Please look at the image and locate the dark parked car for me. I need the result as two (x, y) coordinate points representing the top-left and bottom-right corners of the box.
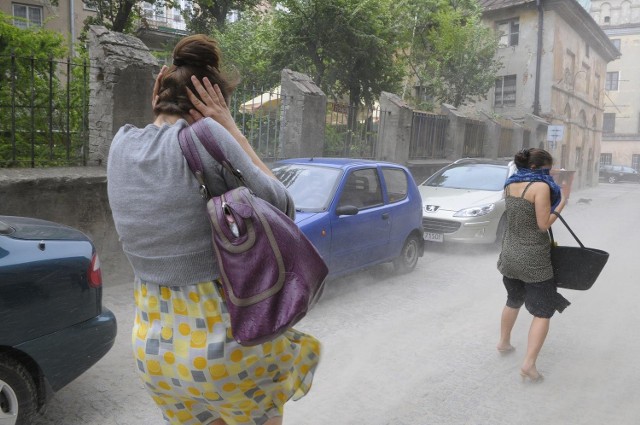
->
(599, 164), (640, 183)
(272, 158), (424, 277)
(0, 216), (117, 425)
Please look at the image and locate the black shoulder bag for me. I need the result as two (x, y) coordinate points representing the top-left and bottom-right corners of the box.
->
(549, 213), (609, 290)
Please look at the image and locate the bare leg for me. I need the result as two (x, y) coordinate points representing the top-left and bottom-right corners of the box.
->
(521, 317), (550, 378)
(497, 306), (520, 352)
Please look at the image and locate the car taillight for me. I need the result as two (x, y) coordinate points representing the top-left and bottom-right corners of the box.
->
(88, 252), (102, 288)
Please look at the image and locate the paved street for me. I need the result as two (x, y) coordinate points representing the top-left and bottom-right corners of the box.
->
(35, 182), (640, 425)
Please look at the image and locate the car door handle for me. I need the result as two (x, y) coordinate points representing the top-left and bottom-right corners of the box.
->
(381, 213), (389, 220)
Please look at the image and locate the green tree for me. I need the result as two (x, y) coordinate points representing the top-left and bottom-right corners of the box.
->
(183, 0), (263, 33)
(397, 0), (501, 108)
(211, 10), (279, 90)
(82, 0), (177, 34)
(272, 0), (404, 108)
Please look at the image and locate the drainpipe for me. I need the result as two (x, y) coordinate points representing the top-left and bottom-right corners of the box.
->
(69, 0), (75, 57)
(533, 0), (543, 116)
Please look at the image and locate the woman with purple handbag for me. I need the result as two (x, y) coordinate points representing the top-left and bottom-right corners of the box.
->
(107, 35), (321, 425)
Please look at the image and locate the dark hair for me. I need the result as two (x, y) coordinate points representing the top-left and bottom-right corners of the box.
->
(514, 148), (553, 169)
(153, 34), (238, 117)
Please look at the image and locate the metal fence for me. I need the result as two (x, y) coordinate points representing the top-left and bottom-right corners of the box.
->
(462, 118), (486, 157)
(498, 126), (514, 157)
(0, 55), (287, 167)
(229, 86), (287, 161)
(0, 54), (90, 168)
(409, 112), (448, 159)
(324, 102), (383, 159)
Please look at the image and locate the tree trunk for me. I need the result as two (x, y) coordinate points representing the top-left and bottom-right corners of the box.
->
(112, 0), (136, 32)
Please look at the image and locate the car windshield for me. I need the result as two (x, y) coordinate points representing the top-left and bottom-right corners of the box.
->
(272, 163), (342, 211)
(423, 164), (509, 191)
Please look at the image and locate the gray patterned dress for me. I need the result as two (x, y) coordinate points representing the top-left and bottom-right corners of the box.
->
(497, 184), (554, 283)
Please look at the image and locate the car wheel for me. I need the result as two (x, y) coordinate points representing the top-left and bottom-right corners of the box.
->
(0, 355), (38, 425)
(393, 234), (421, 274)
(608, 175), (617, 184)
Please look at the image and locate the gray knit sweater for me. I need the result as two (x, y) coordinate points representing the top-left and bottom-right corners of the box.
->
(107, 118), (291, 286)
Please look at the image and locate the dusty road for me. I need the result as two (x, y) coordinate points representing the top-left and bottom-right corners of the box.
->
(36, 183), (640, 425)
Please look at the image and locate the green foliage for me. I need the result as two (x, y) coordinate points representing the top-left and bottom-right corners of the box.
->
(396, 0), (502, 108)
(0, 12), (89, 167)
(183, 0), (263, 33)
(272, 0), (405, 108)
(211, 11), (280, 90)
(82, 0), (144, 33)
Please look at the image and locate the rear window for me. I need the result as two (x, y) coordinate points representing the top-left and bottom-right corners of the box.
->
(423, 164), (509, 191)
(382, 168), (408, 203)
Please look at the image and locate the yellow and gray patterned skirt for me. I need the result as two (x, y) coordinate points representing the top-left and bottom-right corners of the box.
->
(132, 279), (321, 425)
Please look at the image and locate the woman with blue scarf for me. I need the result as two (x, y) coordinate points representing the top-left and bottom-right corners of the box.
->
(496, 148), (570, 383)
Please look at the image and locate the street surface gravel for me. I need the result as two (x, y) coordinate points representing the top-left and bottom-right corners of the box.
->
(34, 183), (640, 425)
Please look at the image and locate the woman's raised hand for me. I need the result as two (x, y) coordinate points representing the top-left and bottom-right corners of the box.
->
(187, 76), (237, 134)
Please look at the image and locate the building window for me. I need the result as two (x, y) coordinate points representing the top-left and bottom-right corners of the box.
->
(494, 75), (517, 107)
(605, 71), (619, 91)
(497, 18), (519, 47)
(611, 38), (621, 52)
(12, 3), (43, 29)
(632, 154), (640, 171)
(83, 0), (98, 11)
(604, 16), (610, 24)
(600, 153), (612, 166)
(603, 113), (616, 133)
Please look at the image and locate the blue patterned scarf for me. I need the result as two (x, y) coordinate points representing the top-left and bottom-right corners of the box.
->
(504, 167), (562, 211)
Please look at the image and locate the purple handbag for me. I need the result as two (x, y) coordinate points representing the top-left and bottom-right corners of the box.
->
(178, 120), (328, 346)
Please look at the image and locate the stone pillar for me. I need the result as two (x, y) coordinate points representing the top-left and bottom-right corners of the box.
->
(483, 118), (501, 159)
(279, 69), (326, 158)
(440, 104), (466, 159)
(88, 26), (159, 165)
(377, 92), (413, 163)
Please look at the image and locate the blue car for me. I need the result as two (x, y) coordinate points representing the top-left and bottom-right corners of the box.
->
(0, 215), (117, 425)
(272, 158), (424, 278)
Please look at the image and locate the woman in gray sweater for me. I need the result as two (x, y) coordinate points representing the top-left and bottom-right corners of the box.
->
(107, 34), (320, 425)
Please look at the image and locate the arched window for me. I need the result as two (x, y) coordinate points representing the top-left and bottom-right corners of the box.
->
(602, 2), (612, 24)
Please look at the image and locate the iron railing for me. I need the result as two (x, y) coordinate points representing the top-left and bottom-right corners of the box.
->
(409, 112), (448, 159)
(462, 118), (486, 158)
(498, 126), (514, 157)
(229, 86), (287, 161)
(324, 102), (383, 159)
(0, 54), (90, 167)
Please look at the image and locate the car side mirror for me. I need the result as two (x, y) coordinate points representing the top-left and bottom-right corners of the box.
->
(335, 205), (359, 216)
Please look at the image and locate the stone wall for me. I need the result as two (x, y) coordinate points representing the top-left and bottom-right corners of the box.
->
(88, 26), (159, 166)
(0, 167), (132, 283)
(279, 69), (327, 158)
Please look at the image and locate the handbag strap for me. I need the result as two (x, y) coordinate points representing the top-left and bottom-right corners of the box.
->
(549, 212), (585, 248)
(178, 119), (246, 199)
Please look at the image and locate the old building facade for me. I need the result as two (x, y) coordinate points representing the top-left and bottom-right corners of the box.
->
(473, 0), (619, 189)
(2, 0), (96, 54)
(590, 0), (640, 172)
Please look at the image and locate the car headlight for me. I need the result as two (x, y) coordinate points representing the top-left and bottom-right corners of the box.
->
(453, 203), (495, 217)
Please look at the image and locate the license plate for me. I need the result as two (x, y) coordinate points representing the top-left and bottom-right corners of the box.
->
(424, 232), (443, 243)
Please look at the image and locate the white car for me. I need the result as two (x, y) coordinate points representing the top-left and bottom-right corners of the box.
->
(419, 158), (515, 245)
